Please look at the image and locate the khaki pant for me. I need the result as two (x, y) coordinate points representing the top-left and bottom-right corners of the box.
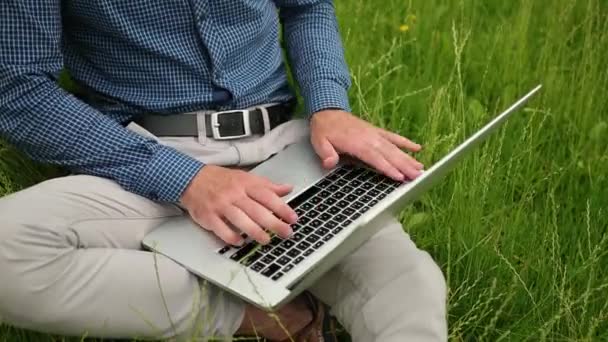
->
(0, 119), (447, 341)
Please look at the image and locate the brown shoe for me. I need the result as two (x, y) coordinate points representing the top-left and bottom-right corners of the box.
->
(279, 292), (339, 342)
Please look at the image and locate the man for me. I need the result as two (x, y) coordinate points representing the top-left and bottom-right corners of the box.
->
(0, 1), (447, 341)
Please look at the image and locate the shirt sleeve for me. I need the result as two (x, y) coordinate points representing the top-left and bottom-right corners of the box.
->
(0, 1), (203, 203)
(275, 0), (352, 116)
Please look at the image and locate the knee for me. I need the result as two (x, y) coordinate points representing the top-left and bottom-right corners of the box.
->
(410, 251), (447, 307)
(0, 221), (68, 325)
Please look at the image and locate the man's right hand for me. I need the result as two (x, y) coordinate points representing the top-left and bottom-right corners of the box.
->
(180, 165), (297, 246)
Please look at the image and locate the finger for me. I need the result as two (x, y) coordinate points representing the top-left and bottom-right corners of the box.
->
(311, 134), (339, 169)
(202, 214), (244, 246)
(255, 176), (294, 197)
(351, 143), (404, 181)
(379, 130), (422, 152)
(378, 138), (423, 180)
(238, 197), (293, 239)
(223, 205), (271, 244)
(248, 186), (297, 224)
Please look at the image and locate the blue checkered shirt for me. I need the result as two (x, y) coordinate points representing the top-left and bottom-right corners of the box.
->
(0, 0), (351, 202)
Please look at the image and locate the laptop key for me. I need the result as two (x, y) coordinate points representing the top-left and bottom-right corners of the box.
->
(324, 198), (337, 206)
(332, 227), (343, 234)
(316, 227), (330, 236)
(377, 193), (387, 200)
(283, 264), (294, 273)
(324, 220), (338, 229)
(260, 245), (273, 253)
(319, 190), (331, 198)
(287, 249), (301, 258)
(335, 166), (350, 176)
(251, 262), (266, 272)
(349, 179), (362, 187)
(351, 212), (362, 220)
(354, 188), (366, 196)
(313, 241), (324, 249)
(271, 247), (286, 257)
(331, 191), (346, 199)
(362, 182), (374, 190)
(334, 214), (347, 222)
(298, 216), (310, 225)
(288, 186), (321, 209)
(351, 201), (364, 209)
(218, 246), (231, 255)
(305, 234), (320, 243)
(341, 219), (353, 227)
(304, 249), (315, 256)
(241, 252), (262, 266)
(328, 206), (340, 215)
(271, 272), (284, 281)
(301, 227), (314, 235)
(341, 185), (354, 193)
(345, 194), (358, 202)
(261, 264), (281, 277)
(316, 179), (332, 188)
(310, 196), (322, 204)
(270, 236), (282, 246)
(343, 207), (355, 216)
(368, 189), (381, 197)
(336, 179), (348, 187)
(292, 232), (305, 242)
(277, 256), (291, 266)
(315, 203), (329, 212)
(319, 213), (332, 221)
(309, 219), (323, 228)
(326, 172), (341, 181)
(385, 186), (397, 194)
(306, 210), (320, 219)
(281, 240), (295, 249)
(261, 255), (276, 264)
(301, 203), (314, 211)
(369, 199), (379, 206)
(361, 195), (373, 203)
(323, 233), (334, 241)
(327, 185), (340, 192)
(294, 256), (305, 264)
(230, 242), (258, 261)
(296, 241), (311, 250)
(295, 208), (306, 217)
(337, 200), (350, 208)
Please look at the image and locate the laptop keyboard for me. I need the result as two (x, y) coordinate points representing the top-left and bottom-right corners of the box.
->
(217, 164), (403, 281)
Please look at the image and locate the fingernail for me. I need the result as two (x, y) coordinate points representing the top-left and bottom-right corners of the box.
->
(235, 239), (245, 247)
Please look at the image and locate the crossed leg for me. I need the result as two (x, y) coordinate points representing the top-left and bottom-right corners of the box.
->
(0, 174), (447, 341)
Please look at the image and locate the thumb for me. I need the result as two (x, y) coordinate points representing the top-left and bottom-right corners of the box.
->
(311, 134), (339, 169)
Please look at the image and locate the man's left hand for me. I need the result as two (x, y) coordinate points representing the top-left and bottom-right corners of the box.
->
(310, 109), (424, 181)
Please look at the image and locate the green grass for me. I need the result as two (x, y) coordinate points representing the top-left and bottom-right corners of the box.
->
(1, 0), (608, 341)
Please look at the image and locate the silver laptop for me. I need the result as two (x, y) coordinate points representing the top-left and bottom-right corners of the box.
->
(143, 85), (542, 310)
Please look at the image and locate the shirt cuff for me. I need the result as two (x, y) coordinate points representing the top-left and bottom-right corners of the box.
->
(137, 146), (205, 203)
(302, 79), (351, 116)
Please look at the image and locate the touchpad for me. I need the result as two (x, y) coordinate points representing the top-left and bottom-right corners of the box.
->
(250, 140), (330, 201)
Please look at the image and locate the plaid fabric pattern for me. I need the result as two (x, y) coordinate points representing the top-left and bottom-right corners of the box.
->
(0, 0), (351, 202)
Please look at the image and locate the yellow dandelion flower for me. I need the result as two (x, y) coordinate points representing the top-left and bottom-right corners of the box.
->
(399, 24), (410, 32)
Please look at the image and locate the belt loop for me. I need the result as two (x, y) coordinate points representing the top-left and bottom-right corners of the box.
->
(196, 112), (208, 144)
(259, 106), (271, 134)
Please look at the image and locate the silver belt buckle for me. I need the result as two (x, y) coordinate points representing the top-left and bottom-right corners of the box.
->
(210, 109), (252, 140)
